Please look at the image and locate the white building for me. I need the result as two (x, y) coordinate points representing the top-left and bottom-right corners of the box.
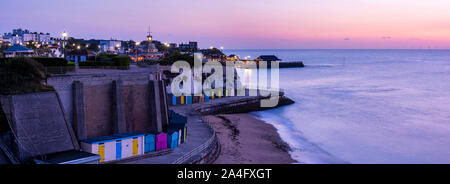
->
(39, 33), (51, 44)
(23, 33), (51, 44)
(11, 35), (23, 45)
(96, 40), (122, 53)
(108, 40), (122, 52)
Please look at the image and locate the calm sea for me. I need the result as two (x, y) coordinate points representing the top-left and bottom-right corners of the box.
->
(224, 49), (450, 164)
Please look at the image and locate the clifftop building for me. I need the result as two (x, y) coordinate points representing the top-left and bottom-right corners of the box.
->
(85, 39), (122, 53)
(179, 41), (198, 52)
(2, 28), (51, 45)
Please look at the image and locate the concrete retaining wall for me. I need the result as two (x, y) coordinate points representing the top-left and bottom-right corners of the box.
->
(48, 72), (170, 139)
(0, 92), (79, 162)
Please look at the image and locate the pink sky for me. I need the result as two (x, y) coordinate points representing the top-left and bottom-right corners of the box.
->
(1, 0), (450, 49)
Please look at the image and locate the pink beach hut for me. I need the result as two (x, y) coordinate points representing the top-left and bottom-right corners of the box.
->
(156, 132), (168, 151)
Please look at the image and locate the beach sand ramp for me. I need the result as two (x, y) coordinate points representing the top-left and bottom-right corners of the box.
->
(0, 92), (79, 163)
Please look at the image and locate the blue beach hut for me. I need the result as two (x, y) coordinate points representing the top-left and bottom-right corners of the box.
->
(167, 130), (179, 149)
(144, 134), (156, 153)
(187, 96), (192, 104)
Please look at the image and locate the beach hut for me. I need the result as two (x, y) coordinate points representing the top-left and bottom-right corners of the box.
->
(180, 96), (185, 104)
(80, 133), (145, 162)
(167, 130), (179, 149)
(174, 96), (180, 104)
(168, 94), (176, 105)
(155, 132), (168, 151)
(172, 95), (176, 105)
(169, 123), (187, 144)
(144, 134), (156, 153)
(183, 123), (187, 142)
(177, 129), (182, 146)
(187, 96), (192, 104)
(196, 96), (201, 103)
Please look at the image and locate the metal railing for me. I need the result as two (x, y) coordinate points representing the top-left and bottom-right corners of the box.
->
(172, 121), (217, 164)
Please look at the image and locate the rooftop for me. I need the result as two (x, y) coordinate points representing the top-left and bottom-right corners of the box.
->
(80, 132), (146, 144)
(3, 45), (34, 53)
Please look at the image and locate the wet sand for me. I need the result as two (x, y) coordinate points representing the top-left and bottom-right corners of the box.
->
(203, 113), (296, 164)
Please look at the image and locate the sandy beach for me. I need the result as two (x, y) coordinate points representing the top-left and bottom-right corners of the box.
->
(203, 113), (296, 164)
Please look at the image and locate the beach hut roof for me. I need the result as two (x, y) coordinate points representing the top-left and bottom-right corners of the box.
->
(33, 150), (100, 164)
(80, 132), (145, 144)
(3, 44), (34, 53)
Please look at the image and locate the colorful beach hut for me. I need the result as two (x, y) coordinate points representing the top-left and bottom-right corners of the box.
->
(155, 132), (168, 151)
(80, 132), (145, 162)
(144, 134), (156, 153)
(169, 123), (187, 144)
(187, 96), (192, 104)
(167, 130), (179, 149)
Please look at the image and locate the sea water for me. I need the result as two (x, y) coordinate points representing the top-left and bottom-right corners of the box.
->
(224, 49), (450, 164)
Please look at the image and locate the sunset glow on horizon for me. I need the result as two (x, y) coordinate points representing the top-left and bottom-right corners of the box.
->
(1, 0), (450, 49)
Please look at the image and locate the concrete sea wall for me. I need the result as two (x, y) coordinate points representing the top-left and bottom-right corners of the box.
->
(48, 72), (170, 140)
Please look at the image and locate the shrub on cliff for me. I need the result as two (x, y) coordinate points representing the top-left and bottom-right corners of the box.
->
(0, 57), (54, 95)
(31, 57), (69, 67)
(112, 56), (131, 67)
(79, 56), (130, 70)
(96, 53), (118, 61)
(158, 51), (194, 66)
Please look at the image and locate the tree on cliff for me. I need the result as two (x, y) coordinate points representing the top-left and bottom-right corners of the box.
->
(0, 57), (54, 95)
(158, 51), (194, 66)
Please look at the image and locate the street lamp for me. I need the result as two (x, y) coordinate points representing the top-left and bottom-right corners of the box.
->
(116, 44), (121, 53)
(62, 31), (68, 58)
